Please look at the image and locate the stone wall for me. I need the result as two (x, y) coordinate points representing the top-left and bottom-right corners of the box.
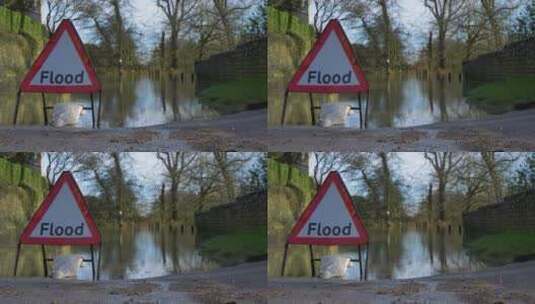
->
(463, 38), (535, 83)
(195, 191), (267, 234)
(194, 38), (267, 91)
(463, 191), (535, 237)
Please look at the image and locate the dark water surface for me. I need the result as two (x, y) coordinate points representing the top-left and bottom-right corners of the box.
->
(269, 72), (489, 127)
(0, 223), (219, 280)
(0, 73), (219, 128)
(269, 224), (486, 280)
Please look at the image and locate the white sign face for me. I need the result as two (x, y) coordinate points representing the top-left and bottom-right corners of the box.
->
(29, 30), (92, 87)
(296, 182), (359, 239)
(29, 182), (92, 239)
(297, 30), (360, 88)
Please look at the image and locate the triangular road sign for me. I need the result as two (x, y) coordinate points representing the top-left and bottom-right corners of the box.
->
(20, 171), (101, 246)
(288, 171), (368, 246)
(20, 19), (101, 93)
(288, 19), (369, 94)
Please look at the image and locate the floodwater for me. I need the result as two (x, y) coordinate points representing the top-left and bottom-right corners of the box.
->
(269, 72), (489, 128)
(268, 224), (486, 280)
(0, 223), (220, 280)
(0, 72), (219, 128)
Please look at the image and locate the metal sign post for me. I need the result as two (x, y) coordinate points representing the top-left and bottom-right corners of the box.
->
(281, 19), (370, 128)
(281, 172), (370, 281)
(13, 171), (102, 281)
(13, 19), (102, 128)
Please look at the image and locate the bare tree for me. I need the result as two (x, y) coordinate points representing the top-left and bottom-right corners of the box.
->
(424, 0), (469, 69)
(44, 152), (82, 186)
(212, 152), (249, 201)
(311, 0), (347, 34)
(479, 0), (518, 49)
(157, 152), (198, 221)
(210, 0), (252, 49)
(190, 154), (219, 211)
(424, 152), (463, 221)
(453, 154), (488, 211)
(311, 152), (351, 188)
(156, 0), (198, 69)
(44, 0), (85, 35)
(190, 1), (218, 60)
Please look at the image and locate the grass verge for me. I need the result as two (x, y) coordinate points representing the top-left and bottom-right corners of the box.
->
(198, 76), (267, 113)
(466, 76), (535, 113)
(466, 232), (535, 265)
(200, 227), (267, 266)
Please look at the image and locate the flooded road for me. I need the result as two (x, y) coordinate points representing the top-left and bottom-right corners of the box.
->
(0, 72), (219, 128)
(0, 223), (220, 280)
(269, 224), (485, 280)
(269, 72), (489, 128)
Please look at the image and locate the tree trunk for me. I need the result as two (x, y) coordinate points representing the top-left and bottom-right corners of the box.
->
(379, 152), (391, 222)
(438, 24), (447, 70)
(111, 0), (124, 69)
(481, 152), (502, 203)
(437, 175), (446, 221)
(170, 26), (178, 70)
(379, 0), (392, 73)
(170, 176), (178, 222)
(112, 153), (125, 223)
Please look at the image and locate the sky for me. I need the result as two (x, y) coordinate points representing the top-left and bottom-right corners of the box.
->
(40, 152), (261, 214)
(41, 0), (432, 54)
(308, 152), (529, 216)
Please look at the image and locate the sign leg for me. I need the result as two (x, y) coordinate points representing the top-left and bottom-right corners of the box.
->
(309, 245), (315, 277)
(90, 93), (95, 129)
(41, 93), (48, 126)
(308, 93), (316, 125)
(90, 245), (96, 281)
(13, 90), (22, 125)
(281, 242), (289, 276)
(41, 245), (48, 278)
(358, 93), (363, 129)
(358, 245), (363, 281)
(364, 242), (369, 281)
(281, 89), (289, 125)
(97, 242), (102, 280)
(97, 90), (102, 128)
(13, 242), (21, 276)
(365, 90), (370, 129)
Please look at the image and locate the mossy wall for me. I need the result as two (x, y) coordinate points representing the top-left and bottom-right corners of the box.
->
(0, 6), (46, 85)
(267, 6), (339, 126)
(0, 6), (45, 41)
(268, 158), (344, 277)
(267, 158), (316, 235)
(0, 157), (48, 233)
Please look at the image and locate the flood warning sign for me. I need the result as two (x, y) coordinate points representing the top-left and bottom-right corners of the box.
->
(19, 171), (100, 246)
(288, 171), (368, 246)
(19, 19), (101, 94)
(288, 19), (368, 94)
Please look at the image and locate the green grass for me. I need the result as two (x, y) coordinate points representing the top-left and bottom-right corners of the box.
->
(466, 76), (535, 113)
(200, 227), (267, 266)
(198, 76), (267, 112)
(466, 232), (535, 265)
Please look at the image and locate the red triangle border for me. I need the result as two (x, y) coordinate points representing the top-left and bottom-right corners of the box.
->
(19, 19), (101, 93)
(288, 19), (369, 94)
(288, 171), (369, 246)
(19, 171), (101, 246)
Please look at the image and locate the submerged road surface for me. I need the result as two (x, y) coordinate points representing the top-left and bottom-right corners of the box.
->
(0, 261), (267, 304)
(1, 109), (535, 151)
(2, 260), (535, 303)
(269, 261), (535, 304)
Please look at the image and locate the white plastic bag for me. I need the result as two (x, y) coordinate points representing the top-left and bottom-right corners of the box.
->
(319, 103), (352, 127)
(52, 255), (84, 279)
(319, 255), (351, 279)
(52, 103), (84, 127)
